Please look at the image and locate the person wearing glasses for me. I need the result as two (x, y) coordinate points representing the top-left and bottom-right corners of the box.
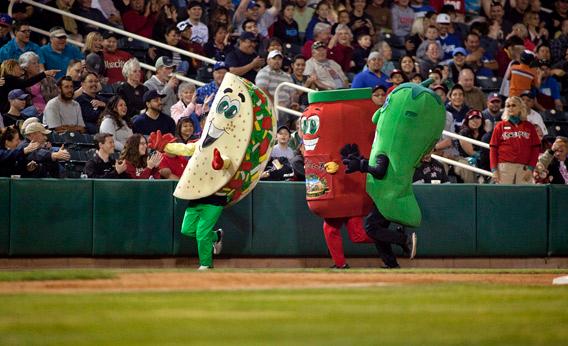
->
(489, 96), (541, 184)
(0, 21), (45, 69)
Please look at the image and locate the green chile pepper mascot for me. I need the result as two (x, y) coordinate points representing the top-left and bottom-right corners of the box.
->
(171, 73), (276, 270)
(341, 81), (445, 268)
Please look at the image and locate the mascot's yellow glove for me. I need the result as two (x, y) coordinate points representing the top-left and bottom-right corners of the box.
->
(164, 143), (196, 157)
(324, 161), (339, 174)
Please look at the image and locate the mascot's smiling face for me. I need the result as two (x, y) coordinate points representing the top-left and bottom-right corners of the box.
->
(300, 106), (322, 151)
(201, 88), (246, 148)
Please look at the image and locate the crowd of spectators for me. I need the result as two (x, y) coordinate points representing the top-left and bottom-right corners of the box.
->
(0, 0), (567, 184)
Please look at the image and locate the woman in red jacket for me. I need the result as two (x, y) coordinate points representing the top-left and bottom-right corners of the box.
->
(490, 96), (541, 184)
(119, 134), (162, 179)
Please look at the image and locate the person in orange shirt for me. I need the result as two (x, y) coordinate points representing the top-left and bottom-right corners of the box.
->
(508, 51), (542, 97)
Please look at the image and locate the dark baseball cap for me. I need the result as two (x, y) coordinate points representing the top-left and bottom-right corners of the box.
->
(240, 31), (257, 41)
(0, 14), (12, 27)
(143, 90), (166, 103)
(213, 61), (228, 71)
(8, 89), (29, 100)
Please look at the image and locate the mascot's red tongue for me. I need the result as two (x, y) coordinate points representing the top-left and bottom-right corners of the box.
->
(212, 148), (224, 170)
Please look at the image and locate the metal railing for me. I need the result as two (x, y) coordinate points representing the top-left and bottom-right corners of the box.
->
(273, 84), (493, 178)
(8, 0), (217, 86)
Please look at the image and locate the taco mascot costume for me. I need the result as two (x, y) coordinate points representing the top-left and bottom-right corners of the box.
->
(341, 81), (445, 268)
(301, 88), (379, 269)
(152, 73), (276, 270)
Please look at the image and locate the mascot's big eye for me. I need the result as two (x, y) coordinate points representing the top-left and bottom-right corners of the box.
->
(300, 117), (309, 134)
(224, 100), (240, 119)
(216, 95), (231, 114)
(306, 115), (320, 135)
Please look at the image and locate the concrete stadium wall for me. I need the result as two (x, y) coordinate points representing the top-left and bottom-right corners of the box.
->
(0, 178), (566, 257)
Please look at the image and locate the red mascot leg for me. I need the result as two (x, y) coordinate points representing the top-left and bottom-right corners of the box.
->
(323, 218), (347, 266)
(346, 216), (374, 243)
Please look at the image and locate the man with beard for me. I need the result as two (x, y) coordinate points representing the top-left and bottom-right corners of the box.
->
(43, 76), (85, 133)
(132, 90), (176, 136)
(350, 51), (389, 89)
(482, 93), (503, 132)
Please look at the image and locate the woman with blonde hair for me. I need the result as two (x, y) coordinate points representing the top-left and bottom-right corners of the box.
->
(328, 24), (354, 73)
(83, 32), (106, 78)
(489, 96), (541, 184)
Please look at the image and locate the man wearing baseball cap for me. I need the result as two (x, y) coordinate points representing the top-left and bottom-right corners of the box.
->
(520, 89), (548, 136)
(2, 89), (30, 128)
(143, 56), (178, 117)
(132, 90), (176, 136)
(436, 12), (462, 60)
(22, 122), (71, 178)
(195, 61), (228, 108)
(482, 93), (503, 131)
(225, 32), (265, 82)
(352, 51), (391, 89)
(305, 41), (348, 89)
(40, 27), (83, 79)
(255, 50), (294, 107)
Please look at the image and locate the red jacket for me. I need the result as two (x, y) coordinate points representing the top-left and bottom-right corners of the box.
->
(489, 120), (540, 170)
(124, 160), (161, 179)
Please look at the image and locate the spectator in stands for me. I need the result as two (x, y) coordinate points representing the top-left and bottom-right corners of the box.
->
(520, 90), (548, 136)
(432, 84), (459, 162)
(171, 82), (207, 138)
(152, 4), (178, 42)
(132, 90), (176, 136)
(482, 92), (503, 132)
(196, 61), (227, 108)
(84, 132), (128, 178)
(436, 13), (462, 61)
(371, 84), (387, 107)
(272, 3), (301, 47)
(351, 51), (390, 89)
(536, 60), (563, 112)
(204, 25), (232, 62)
(387, 69), (407, 93)
(551, 19), (568, 64)
(453, 109), (486, 183)
(302, 22), (332, 60)
(413, 151), (449, 184)
(179, 1), (208, 45)
(490, 96), (541, 184)
(508, 50), (542, 97)
(41, 0), (80, 40)
(366, 0), (391, 36)
(40, 27), (83, 80)
(290, 55), (316, 110)
(550, 0), (568, 38)
(119, 133), (162, 179)
(399, 55), (419, 81)
(122, 0), (157, 39)
(255, 50), (295, 108)
(327, 24), (354, 74)
(102, 31), (132, 86)
(508, 23), (535, 51)
(76, 72), (106, 134)
(350, 0), (375, 39)
(83, 32), (106, 81)
(523, 11), (548, 48)
(458, 68), (486, 112)
(144, 56), (179, 117)
(19, 52), (59, 116)
(352, 33), (372, 72)
(416, 25), (443, 61)
(0, 21), (44, 69)
(375, 41), (396, 76)
(0, 14), (12, 48)
(418, 42), (441, 79)
(22, 122), (70, 177)
(293, 0), (314, 40)
(2, 89), (30, 128)
(487, 1), (512, 35)
(98, 95), (133, 152)
(446, 84), (470, 132)
(447, 47), (470, 84)
(305, 0), (332, 41)
(175, 116), (199, 144)
(463, 32), (497, 77)
(65, 59), (83, 93)
(71, 0), (112, 36)
(536, 136), (568, 184)
(536, 43), (551, 62)
(270, 125), (295, 161)
(0, 125), (40, 177)
(0, 59), (58, 114)
(391, 0), (415, 49)
(305, 41), (349, 90)
(226, 32), (265, 83)
(154, 25), (193, 76)
(495, 36), (524, 79)
(117, 58), (148, 120)
(43, 76), (85, 133)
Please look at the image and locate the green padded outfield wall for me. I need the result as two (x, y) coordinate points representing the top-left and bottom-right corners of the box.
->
(251, 182), (330, 256)
(92, 180), (174, 256)
(477, 185), (548, 256)
(173, 194), (254, 256)
(548, 185), (568, 256)
(0, 179), (9, 255)
(10, 179), (93, 256)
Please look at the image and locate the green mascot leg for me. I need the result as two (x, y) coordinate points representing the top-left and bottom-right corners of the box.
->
(181, 204), (224, 267)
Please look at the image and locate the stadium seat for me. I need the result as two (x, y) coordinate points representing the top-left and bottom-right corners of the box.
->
(476, 76), (501, 92)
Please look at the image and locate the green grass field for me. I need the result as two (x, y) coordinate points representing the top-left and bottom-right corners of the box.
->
(0, 269), (567, 345)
